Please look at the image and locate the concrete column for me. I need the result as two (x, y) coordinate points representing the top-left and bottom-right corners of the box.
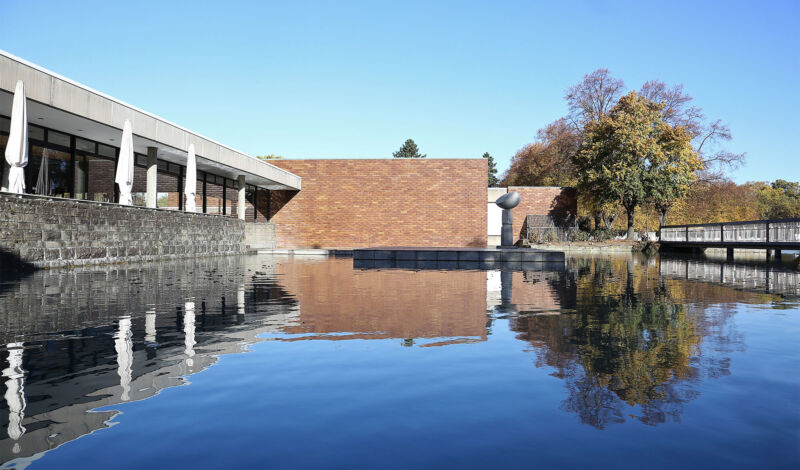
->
(146, 147), (158, 208)
(237, 175), (246, 220)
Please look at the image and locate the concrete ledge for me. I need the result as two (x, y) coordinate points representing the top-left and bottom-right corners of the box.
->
(252, 249), (329, 256)
(351, 246), (565, 266)
(354, 259), (566, 271)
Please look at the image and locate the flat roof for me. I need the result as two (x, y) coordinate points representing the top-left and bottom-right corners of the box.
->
(0, 50), (300, 190)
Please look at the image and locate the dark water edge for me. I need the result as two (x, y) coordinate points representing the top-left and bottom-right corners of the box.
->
(0, 253), (797, 469)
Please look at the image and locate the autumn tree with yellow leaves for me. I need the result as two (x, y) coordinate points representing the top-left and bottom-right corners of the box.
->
(573, 92), (701, 239)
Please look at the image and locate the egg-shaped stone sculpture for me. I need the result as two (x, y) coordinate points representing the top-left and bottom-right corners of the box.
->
(496, 191), (521, 209)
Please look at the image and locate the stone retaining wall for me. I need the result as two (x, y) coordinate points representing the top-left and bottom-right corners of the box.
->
(0, 192), (245, 269)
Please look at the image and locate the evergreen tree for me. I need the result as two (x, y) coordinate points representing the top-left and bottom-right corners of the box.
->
(393, 139), (426, 158)
(484, 152), (499, 186)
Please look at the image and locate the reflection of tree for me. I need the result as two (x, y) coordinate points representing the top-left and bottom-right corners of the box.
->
(512, 257), (743, 429)
(565, 289), (700, 427)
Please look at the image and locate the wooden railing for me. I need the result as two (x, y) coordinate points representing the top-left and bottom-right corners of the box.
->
(660, 218), (800, 246)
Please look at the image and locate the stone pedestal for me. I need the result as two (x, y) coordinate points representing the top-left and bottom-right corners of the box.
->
(501, 209), (513, 247)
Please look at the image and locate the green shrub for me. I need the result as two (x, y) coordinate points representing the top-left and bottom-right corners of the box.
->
(569, 230), (591, 242)
(591, 227), (616, 242)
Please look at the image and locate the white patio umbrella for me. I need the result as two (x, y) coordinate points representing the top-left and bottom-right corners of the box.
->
(184, 143), (197, 212)
(35, 148), (49, 195)
(114, 120), (134, 205)
(3, 80), (28, 194)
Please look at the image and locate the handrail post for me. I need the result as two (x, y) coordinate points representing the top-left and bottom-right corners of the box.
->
(766, 221), (770, 243)
(720, 224), (724, 243)
(685, 226), (689, 242)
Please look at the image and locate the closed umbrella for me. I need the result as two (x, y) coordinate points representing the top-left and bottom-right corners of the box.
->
(114, 120), (134, 205)
(35, 148), (49, 195)
(3, 80), (28, 194)
(184, 144), (197, 212)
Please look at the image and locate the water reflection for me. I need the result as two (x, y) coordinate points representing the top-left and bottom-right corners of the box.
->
(2, 344), (24, 455)
(0, 254), (795, 467)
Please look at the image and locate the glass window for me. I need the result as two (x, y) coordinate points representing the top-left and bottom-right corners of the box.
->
(27, 145), (72, 198)
(157, 160), (168, 171)
(28, 124), (45, 141)
(47, 130), (70, 148)
(135, 154), (147, 167)
(98, 144), (115, 158)
(0, 116), (9, 134)
(78, 153), (115, 202)
(156, 169), (180, 210)
(76, 138), (95, 153)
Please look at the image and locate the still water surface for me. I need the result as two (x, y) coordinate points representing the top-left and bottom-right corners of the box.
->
(0, 254), (797, 469)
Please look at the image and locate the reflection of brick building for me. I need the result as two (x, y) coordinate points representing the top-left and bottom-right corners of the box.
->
(276, 258), (488, 343)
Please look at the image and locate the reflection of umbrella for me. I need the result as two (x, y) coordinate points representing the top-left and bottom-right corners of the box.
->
(35, 148), (49, 195)
(114, 318), (133, 401)
(114, 120), (134, 205)
(3, 342), (27, 447)
(145, 308), (157, 345)
(184, 144), (197, 212)
(3, 80), (28, 193)
(184, 302), (196, 367)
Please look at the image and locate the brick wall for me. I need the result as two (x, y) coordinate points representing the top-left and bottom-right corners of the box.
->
(269, 159), (487, 249)
(507, 186), (577, 239)
(0, 192), (245, 269)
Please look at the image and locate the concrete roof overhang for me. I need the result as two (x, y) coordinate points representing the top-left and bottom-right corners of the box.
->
(0, 50), (300, 191)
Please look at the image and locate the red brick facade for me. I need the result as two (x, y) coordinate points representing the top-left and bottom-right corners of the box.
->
(269, 159), (488, 249)
(507, 186), (577, 239)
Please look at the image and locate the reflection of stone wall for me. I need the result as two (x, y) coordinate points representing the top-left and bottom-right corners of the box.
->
(276, 258), (488, 341)
(0, 192), (245, 268)
(0, 255), (298, 463)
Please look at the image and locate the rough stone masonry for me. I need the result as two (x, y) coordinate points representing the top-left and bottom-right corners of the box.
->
(0, 193), (245, 269)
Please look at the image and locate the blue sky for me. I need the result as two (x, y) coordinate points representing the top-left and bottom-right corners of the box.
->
(1, 0), (797, 183)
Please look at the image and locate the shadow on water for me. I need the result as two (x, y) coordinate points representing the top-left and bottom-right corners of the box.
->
(0, 253), (795, 466)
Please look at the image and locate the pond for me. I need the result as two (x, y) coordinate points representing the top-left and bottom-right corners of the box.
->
(0, 254), (797, 469)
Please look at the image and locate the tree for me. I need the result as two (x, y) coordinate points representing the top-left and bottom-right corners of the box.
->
(483, 152), (499, 187)
(566, 69), (626, 130)
(668, 180), (760, 225)
(756, 180), (800, 219)
(393, 139), (426, 158)
(257, 154), (283, 160)
(646, 124), (703, 226)
(639, 80), (744, 183)
(574, 92), (699, 240)
(502, 118), (580, 187)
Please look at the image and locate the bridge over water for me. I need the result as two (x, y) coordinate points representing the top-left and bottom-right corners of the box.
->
(660, 218), (800, 261)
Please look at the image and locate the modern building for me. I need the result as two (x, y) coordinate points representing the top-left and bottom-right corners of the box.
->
(0, 49), (300, 220)
(0, 50), (576, 268)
